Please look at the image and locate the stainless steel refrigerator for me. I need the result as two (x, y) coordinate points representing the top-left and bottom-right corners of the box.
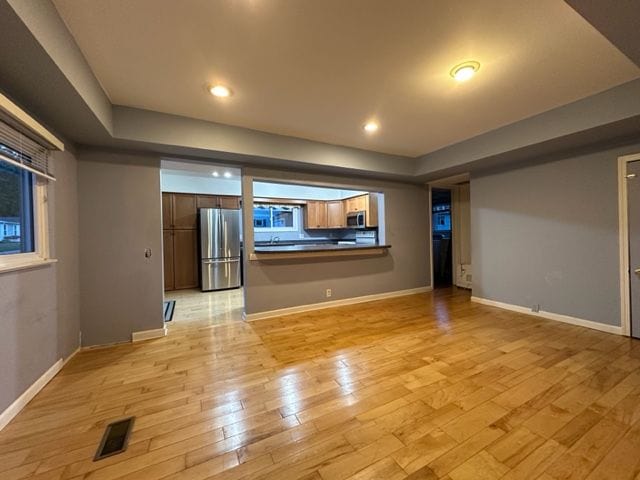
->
(200, 208), (241, 291)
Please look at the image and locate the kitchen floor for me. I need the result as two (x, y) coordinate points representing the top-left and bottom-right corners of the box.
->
(164, 287), (244, 328)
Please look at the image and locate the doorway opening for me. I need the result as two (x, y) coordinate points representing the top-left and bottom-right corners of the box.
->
(432, 188), (453, 288)
(429, 174), (472, 291)
(160, 159), (245, 328)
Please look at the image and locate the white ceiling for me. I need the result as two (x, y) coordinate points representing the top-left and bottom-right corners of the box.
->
(53, 0), (639, 157)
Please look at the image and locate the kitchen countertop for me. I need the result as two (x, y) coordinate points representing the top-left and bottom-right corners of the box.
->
(250, 243), (390, 260)
(253, 243), (390, 253)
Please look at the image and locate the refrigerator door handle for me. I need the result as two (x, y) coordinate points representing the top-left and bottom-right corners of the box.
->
(203, 259), (237, 264)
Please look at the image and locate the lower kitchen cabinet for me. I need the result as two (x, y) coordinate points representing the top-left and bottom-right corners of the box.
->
(163, 230), (175, 290)
(163, 229), (198, 290)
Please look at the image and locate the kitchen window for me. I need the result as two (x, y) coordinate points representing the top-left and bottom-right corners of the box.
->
(253, 204), (300, 232)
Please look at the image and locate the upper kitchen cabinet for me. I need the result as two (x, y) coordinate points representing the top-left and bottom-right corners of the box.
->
(196, 195), (241, 210)
(327, 200), (345, 228)
(344, 193), (379, 227)
(365, 193), (379, 227)
(304, 201), (328, 229)
(345, 195), (367, 214)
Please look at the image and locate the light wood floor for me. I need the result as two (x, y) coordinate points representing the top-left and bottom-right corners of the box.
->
(165, 288), (244, 326)
(2, 288), (640, 480)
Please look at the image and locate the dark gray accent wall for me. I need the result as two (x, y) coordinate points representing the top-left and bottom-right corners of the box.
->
(78, 150), (164, 346)
(0, 149), (80, 413)
(471, 141), (640, 327)
(242, 168), (431, 314)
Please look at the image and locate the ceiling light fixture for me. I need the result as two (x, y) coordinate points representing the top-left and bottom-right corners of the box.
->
(363, 122), (379, 133)
(223, 172), (232, 178)
(212, 171), (220, 177)
(450, 61), (480, 82)
(209, 84), (232, 97)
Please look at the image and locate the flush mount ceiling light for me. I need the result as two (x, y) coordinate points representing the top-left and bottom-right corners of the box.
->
(223, 172), (232, 178)
(363, 122), (379, 133)
(209, 84), (232, 97)
(450, 61), (480, 82)
(212, 171), (220, 177)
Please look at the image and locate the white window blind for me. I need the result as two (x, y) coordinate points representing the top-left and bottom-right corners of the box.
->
(0, 120), (55, 181)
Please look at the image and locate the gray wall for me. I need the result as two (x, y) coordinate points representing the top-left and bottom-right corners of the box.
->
(471, 141), (640, 327)
(78, 150), (164, 346)
(0, 149), (80, 413)
(242, 168), (431, 314)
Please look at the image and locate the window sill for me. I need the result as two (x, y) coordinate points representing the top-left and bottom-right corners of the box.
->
(0, 257), (58, 274)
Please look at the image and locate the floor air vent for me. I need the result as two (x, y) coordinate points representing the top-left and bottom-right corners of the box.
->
(94, 417), (135, 461)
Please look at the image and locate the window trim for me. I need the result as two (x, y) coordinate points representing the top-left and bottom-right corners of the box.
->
(0, 176), (55, 274)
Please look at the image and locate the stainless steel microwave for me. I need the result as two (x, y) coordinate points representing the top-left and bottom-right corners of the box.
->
(346, 211), (365, 228)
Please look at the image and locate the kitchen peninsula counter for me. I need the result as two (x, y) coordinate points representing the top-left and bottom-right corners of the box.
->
(250, 243), (391, 260)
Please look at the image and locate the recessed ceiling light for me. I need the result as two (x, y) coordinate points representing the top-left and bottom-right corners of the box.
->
(450, 61), (480, 82)
(212, 171), (220, 177)
(363, 122), (379, 133)
(209, 84), (232, 97)
(223, 172), (232, 178)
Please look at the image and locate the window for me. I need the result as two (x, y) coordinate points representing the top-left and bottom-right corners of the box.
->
(253, 204), (299, 232)
(0, 160), (34, 255)
(432, 204), (451, 232)
(0, 116), (53, 272)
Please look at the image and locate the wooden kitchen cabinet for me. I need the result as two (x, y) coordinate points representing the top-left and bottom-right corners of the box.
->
(162, 192), (240, 291)
(365, 193), (379, 227)
(163, 228), (198, 291)
(305, 201), (328, 229)
(327, 200), (345, 228)
(343, 193), (379, 227)
(172, 194), (198, 229)
(172, 229), (198, 289)
(196, 195), (241, 209)
(344, 195), (367, 214)
(344, 197), (357, 214)
(162, 193), (173, 229)
(163, 230), (174, 290)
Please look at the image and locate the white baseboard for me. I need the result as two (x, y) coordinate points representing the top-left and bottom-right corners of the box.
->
(244, 286), (432, 321)
(471, 296), (623, 335)
(131, 327), (167, 342)
(0, 346), (79, 432)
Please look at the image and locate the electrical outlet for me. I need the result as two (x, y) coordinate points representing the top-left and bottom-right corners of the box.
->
(326, 289), (332, 298)
(531, 304), (540, 313)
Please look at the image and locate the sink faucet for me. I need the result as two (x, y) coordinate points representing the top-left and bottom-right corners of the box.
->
(270, 236), (280, 244)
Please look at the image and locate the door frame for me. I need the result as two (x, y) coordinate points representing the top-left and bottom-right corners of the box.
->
(429, 186), (455, 288)
(618, 152), (640, 337)
(428, 174), (471, 290)
(428, 184), (434, 289)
